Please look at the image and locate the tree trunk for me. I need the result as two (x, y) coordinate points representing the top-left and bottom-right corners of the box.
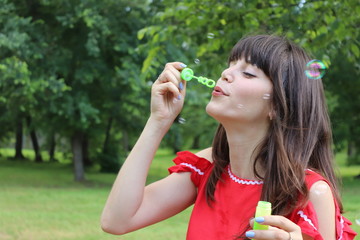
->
(48, 133), (56, 162)
(26, 116), (43, 162)
(71, 131), (85, 181)
(14, 119), (25, 160)
(347, 141), (356, 158)
(82, 134), (91, 166)
(102, 117), (113, 154)
(191, 135), (201, 149)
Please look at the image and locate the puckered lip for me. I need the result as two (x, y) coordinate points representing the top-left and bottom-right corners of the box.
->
(212, 86), (229, 96)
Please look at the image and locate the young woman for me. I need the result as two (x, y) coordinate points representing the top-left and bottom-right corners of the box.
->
(101, 35), (357, 240)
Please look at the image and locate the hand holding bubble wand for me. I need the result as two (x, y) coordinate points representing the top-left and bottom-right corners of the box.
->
(180, 68), (216, 88)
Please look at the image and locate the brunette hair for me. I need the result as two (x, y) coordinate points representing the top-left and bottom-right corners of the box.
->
(206, 35), (342, 216)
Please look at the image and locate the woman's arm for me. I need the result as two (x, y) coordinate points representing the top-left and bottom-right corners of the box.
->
(309, 180), (336, 240)
(101, 62), (196, 234)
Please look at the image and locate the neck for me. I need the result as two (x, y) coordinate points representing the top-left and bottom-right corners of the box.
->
(222, 121), (268, 180)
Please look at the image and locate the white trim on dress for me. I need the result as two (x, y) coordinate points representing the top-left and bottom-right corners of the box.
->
(297, 210), (318, 230)
(179, 163), (205, 175)
(227, 166), (263, 185)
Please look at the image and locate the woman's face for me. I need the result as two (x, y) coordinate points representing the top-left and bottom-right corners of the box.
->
(206, 58), (273, 125)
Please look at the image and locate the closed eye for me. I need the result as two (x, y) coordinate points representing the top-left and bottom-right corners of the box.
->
(243, 72), (256, 78)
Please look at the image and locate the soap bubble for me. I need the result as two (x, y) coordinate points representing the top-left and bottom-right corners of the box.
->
(236, 104), (248, 112)
(207, 33), (215, 39)
(305, 59), (326, 80)
(178, 117), (186, 124)
(237, 104), (244, 109)
(194, 59), (201, 65)
(312, 182), (329, 195)
(262, 93), (271, 100)
(181, 42), (189, 50)
(356, 213), (360, 226)
(356, 218), (360, 226)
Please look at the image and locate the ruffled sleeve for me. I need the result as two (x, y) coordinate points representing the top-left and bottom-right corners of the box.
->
(168, 151), (212, 187)
(289, 201), (357, 240)
(287, 170), (358, 240)
(288, 202), (321, 239)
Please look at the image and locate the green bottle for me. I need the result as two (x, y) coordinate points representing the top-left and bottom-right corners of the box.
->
(253, 201), (272, 231)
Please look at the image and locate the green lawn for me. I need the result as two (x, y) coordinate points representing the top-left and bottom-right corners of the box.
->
(0, 149), (358, 239)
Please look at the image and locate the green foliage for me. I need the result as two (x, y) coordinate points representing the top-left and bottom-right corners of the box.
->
(98, 141), (122, 173)
(326, 52), (360, 165)
(347, 155), (360, 166)
(1, 0), (360, 180)
(139, 0), (360, 160)
(0, 0), (152, 177)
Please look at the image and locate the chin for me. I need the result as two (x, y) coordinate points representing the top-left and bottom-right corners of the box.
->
(205, 102), (216, 118)
(206, 102), (229, 123)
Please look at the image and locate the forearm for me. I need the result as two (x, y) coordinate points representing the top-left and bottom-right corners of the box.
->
(101, 117), (171, 230)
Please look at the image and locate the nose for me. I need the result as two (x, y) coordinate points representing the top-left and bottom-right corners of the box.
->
(220, 68), (233, 83)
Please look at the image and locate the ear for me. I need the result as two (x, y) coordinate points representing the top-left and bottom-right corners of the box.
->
(268, 109), (276, 121)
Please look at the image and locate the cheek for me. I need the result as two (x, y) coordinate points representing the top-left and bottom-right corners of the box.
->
(232, 85), (271, 105)
(230, 86), (272, 114)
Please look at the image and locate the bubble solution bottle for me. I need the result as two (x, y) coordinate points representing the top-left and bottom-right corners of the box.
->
(253, 201), (272, 231)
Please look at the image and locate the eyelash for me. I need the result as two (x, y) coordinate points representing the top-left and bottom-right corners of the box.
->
(243, 72), (256, 78)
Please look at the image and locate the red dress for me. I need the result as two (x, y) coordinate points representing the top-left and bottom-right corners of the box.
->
(168, 151), (357, 240)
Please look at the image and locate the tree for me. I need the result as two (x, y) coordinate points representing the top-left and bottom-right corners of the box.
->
(3, 0), (152, 180)
(139, 0), (360, 161)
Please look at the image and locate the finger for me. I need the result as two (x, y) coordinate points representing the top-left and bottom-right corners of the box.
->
(254, 216), (300, 233)
(165, 61), (187, 71)
(162, 70), (180, 85)
(164, 63), (187, 90)
(249, 217), (255, 228)
(156, 70), (183, 96)
(245, 229), (290, 240)
(153, 81), (181, 100)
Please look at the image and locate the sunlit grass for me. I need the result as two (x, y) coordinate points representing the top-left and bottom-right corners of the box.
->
(0, 148), (358, 239)
(0, 148), (191, 240)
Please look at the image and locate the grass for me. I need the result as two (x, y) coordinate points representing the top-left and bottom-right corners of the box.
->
(0, 148), (359, 239)
(0, 148), (191, 240)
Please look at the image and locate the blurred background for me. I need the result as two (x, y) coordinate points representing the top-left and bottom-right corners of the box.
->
(0, 0), (359, 239)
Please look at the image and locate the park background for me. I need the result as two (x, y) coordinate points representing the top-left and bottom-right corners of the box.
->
(0, 0), (359, 239)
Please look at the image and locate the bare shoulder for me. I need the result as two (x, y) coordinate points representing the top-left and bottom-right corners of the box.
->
(309, 180), (336, 240)
(309, 180), (334, 204)
(195, 147), (213, 163)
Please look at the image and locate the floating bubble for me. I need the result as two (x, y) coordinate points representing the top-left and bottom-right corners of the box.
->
(236, 104), (248, 112)
(305, 59), (326, 80)
(262, 93), (271, 100)
(356, 218), (360, 226)
(207, 33), (215, 39)
(194, 59), (201, 65)
(178, 117), (186, 124)
(312, 182), (329, 195)
(237, 104), (244, 109)
(181, 42), (189, 50)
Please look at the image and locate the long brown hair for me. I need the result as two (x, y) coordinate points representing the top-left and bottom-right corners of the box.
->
(206, 35), (342, 216)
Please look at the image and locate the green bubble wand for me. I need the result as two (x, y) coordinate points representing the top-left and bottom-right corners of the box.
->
(180, 68), (216, 88)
